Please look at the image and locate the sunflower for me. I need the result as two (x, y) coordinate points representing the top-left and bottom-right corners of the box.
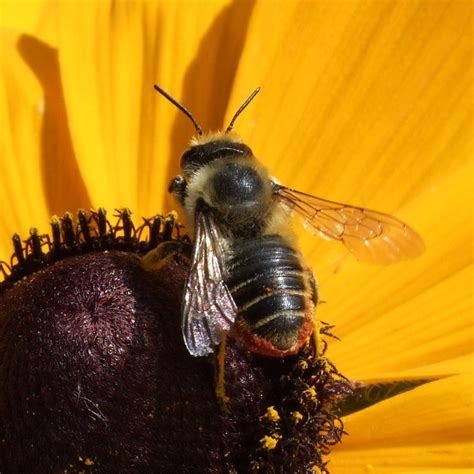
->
(1, 0), (472, 472)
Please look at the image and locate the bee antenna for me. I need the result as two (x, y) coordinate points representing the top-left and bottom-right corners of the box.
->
(225, 87), (261, 133)
(154, 85), (203, 136)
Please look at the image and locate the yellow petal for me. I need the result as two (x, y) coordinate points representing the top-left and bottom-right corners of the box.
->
(56, 0), (253, 219)
(231, 1), (471, 210)
(391, 353), (474, 381)
(0, 0), (46, 35)
(332, 373), (474, 471)
(331, 444), (474, 474)
(326, 259), (472, 379)
(324, 161), (473, 378)
(350, 353), (474, 386)
(0, 0), (58, 47)
(0, 30), (49, 259)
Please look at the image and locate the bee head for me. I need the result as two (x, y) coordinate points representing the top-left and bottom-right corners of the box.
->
(154, 85), (260, 174)
(180, 135), (254, 175)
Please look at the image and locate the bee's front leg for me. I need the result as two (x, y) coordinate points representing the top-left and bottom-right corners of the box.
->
(141, 221), (192, 271)
(142, 241), (191, 271)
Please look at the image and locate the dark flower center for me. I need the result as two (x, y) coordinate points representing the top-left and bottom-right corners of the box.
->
(0, 209), (351, 472)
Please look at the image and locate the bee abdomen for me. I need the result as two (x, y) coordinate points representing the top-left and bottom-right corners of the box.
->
(226, 235), (313, 351)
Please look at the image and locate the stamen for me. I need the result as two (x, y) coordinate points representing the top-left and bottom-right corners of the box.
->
(0, 209), (185, 292)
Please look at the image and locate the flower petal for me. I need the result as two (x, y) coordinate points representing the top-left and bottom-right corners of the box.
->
(56, 0), (254, 218)
(332, 373), (474, 471)
(0, 0), (46, 35)
(0, 0), (58, 47)
(0, 30), (49, 259)
(322, 161), (473, 378)
(230, 0), (471, 211)
(331, 444), (474, 474)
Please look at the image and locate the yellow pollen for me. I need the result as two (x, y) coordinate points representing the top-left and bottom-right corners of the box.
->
(165, 210), (178, 222)
(292, 411), (303, 423)
(261, 406), (280, 422)
(260, 434), (281, 450)
(303, 386), (317, 401)
(78, 456), (94, 466)
(297, 360), (309, 370)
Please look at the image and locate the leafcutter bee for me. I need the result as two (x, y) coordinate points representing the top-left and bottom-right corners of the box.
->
(151, 85), (424, 357)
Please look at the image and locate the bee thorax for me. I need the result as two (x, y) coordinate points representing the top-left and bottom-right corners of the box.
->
(184, 157), (274, 238)
(213, 162), (263, 205)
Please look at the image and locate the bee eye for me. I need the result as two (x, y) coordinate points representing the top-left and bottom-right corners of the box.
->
(213, 163), (263, 204)
(168, 175), (186, 194)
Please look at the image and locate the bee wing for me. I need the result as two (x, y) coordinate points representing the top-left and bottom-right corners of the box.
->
(274, 184), (424, 264)
(182, 209), (237, 356)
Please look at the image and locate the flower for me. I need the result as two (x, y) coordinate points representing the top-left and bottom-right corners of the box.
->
(1, 1), (472, 472)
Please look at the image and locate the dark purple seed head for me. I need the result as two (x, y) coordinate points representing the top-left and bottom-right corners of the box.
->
(0, 210), (350, 472)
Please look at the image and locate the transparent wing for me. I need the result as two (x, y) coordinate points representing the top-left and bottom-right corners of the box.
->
(274, 184), (424, 264)
(182, 209), (237, 356)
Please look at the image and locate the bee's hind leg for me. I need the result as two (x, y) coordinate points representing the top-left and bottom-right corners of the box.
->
(214, 333), (230, 408)
(312, 319), (326, 359)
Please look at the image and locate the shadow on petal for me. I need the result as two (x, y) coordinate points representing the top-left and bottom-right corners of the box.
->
(18, 34), (91, 217)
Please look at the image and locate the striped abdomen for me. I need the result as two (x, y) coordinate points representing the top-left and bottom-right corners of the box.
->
(225, 235), (317, 356)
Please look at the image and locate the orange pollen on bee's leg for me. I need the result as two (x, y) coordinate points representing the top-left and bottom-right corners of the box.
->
(215, 333), (230, 405)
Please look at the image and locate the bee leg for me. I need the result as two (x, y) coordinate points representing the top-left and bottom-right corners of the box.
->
(214, 333), (230, 408)
(312, 319), (324, 358)
(168, 175), (187, 207)
(306, 270), (324, 358)
(141, 240), (192, 271)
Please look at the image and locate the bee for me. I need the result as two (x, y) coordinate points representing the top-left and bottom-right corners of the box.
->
(152, 85), (424, 358)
